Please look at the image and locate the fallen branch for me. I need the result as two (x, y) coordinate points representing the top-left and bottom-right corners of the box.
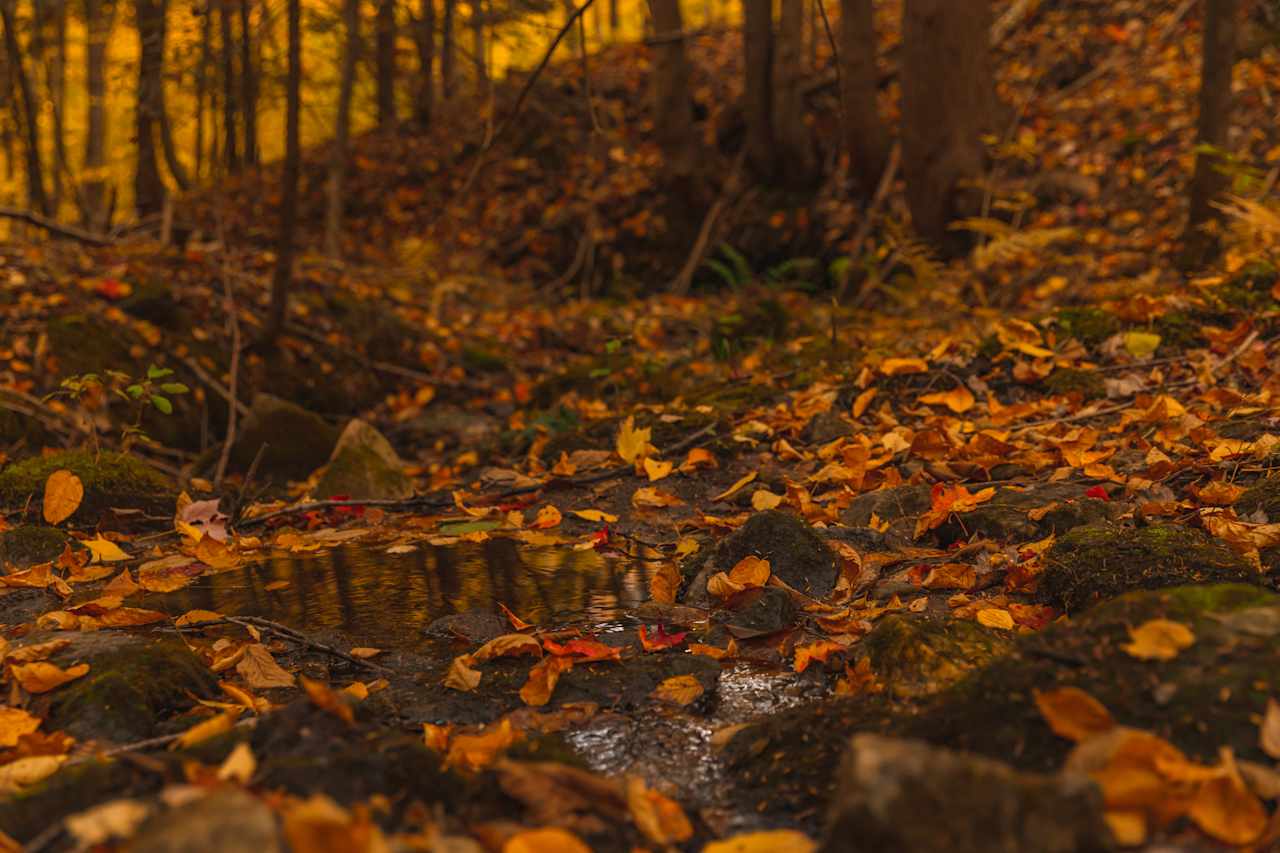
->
(0, 206), (113, 246)
(214, 244), (243, 488)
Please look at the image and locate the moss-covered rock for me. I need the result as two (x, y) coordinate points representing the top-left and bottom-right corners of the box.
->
(841, 484), (933, 540)
(0, 759), (138, 843)
(859, 614), (1015, 700)
(1055, 307), (1120, 346)
(1236, 476), (1280, 521)
(1042, 368), (1105, 400)
(314, 419), (413, 500)
(943, 484), (1116, 545)
(713, 585), (798, 639)
(714, 511), (839, 598)
(0, 449), (174, 521)
(1038, 523), (1256, 613)
(229, 393), (342, 482)
(46, 314), (137, 376)
(0, 524), (70, 568)
(47, 640), (217, 743)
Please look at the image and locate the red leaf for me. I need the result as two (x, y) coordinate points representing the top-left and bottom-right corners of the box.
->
(638, 625), (687, 652)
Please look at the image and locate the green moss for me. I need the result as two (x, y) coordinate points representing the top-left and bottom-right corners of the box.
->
(0, 525), (70, 568)
(1236, 476), (1280, 520)
(48, 642), (217, 742)
(0, 449), (174, 521)
(461, 345), (508, 373)
(315, 443), (412, 500)
(861, 615), (1015, 700)
(1038, 523), (1256, 613)
(1054, 307), (1120, 346)
(1213, 262), (1278, 310)
(1042, 367), (1105, 400)
(1153, 310), (1208, 351)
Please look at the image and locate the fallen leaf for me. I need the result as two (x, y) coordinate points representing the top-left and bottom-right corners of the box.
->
(1034, 686), (1116, 742)
(703, 829), (817, 853)
(976, 608), (1015, 630)
(64, 799), (151, 847)
(751, 489), (784, 510)
(706, 555), (771, 599)
(519, 655), (574, 706)
(1187, 755), (1267, 846)
(530, 504), (562, 529)
(82, 536), (129, 563)
(793, 640), (847, 673)
(638, 624), (687, 652)
(712, 472), (757, 502)
(236, 644), (295, 689)
(216, 742), (256, 783)
(9, 661), (89, 693)
(474, 633), (543, 662)
(616, 416), (652, 464)
(0, 755), (66, 793)
(571, 508), (619, 523)
(649, 561), (681, 604)
(626, 776), (692, 844)
(170, 709), (240, 749)
(919, 385), (975, 413)
(444, 654), (482, 691)
(42, 470), (83, 524)
(0, 707), (40, 747)
(651, 674), (703, 706)
(503, 827), (591, 853)
(174, 609), (223, 627)
(1122, 619), (1195, 661)
(632, 487), (684, 508)
(542, 638), (622, 662)
(301, 676), (355, 724)
(445, 719), (520, 771)
(643, 457), (674, 481)
(1261, 699), (1280, 760)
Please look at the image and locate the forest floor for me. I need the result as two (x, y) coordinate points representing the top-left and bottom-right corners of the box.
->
(5, 0), (1280, 850)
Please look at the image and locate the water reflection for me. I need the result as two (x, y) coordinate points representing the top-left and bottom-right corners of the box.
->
(154, 540), (656, 648)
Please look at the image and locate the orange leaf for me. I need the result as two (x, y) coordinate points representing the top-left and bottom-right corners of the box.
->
(519, 655), (573, 707)
(793, 640), (847, 673)
(42, 470), (83, 525)
(1034, 686), (1115, 742)
(9, 661), (89, 693)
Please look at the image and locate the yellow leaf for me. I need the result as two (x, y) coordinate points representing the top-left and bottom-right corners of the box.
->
(1187, 760), (1267, 846)
(530, 504), (562, 529)
(712, 471), (757, 502)
(1102, 811), (1147, 847)
(572, 508), (619, 523)
(0, 755), (66, 794)
(702, 829), (817, 853)
(793, 640), (847, 673)
(706, 555), (770, 599)
(632, 487), (684, 508)
(170, 709), (240, 749)
(216, 742), (257, 783)
(0, 707), (40, 747)
(679, 447), (718, 472)
(643, 457), (674, 482)
(751, 490), (784, 511)
(919, 386), (976, 414)
(880, 357), (928, 376)
(174, 609), (223, 627)
(473, 634), (543, 662)
(503, 827), (591, 853)
(348, 647), (382, 660)
(9, 661), (89, 693)
(1123, 331), (1162, 358)
(616, 415), (652, 464)
(42, 470), (83, 524)
(976, 608), (1015, 630)
(651, 674), (704, 706)
(627, 776), (693, 845)
(83, 536), (129, 563)
(1034, 686), (1115, 743)
(1122, 619), (1195, 661)
(851, 387), (878, 418)
(649, 561), (681, 604)
(445, 719), (520, 771)
(444, 654), (481, 691)
(519, 655), (573, 707)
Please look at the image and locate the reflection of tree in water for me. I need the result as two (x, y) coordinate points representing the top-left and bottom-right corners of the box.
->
(154, 543), (658, 647)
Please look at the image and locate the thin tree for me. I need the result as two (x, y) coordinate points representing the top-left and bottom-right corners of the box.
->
(649, 0), (698, 185)
(239, 0), (257, 163)
(134, 0), (166, 217)
(219, 0), (238, 169)
(441, 0), (455, 98)
(774, 0), (815, 183)
(742, 0), (775, 180)
(262, 0), (300, 348)
(469, 0), (485, 86)
(195, 0), (210, 178)
(376, 0), (397, 128)
(1, 0), (51, 214)
(156, 0), (191, 192)
(900, 0), (994, 254)
(413, 0), (434, 125)
(326, 0), (358, 257)
(1184, 0), (1238, 251)
(82, 0), (113, 227)
(839, 0), (887, 193)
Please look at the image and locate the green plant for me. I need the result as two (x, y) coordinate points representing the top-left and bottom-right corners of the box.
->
(50, 365), (189, 450)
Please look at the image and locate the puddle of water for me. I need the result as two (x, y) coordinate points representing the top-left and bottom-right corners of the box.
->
(150, 539), (656, 649)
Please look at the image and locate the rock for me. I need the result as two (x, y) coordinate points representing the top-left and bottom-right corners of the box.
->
(1236, 476), (1280, 521)
(822, 735), (1111, 853)
(858, 614), (1015, 700)
(0, 524), (70, 568)
(841, 485), (932, 540)
(713, 586), (797, 639)
(127, 790), (281, 853)
(803, 410), (853, 444)
(1038, 523), (1255, 613)
(44, 638), (217, 743)
(230, 393), (341, 482)
(0, 449), (175, 522)
(716, 511), (840, 598)
(314, 419), (413, 500)
(423, 610), (510, 644)
(943, 483), (1116, 545)
(394, 405), (499, 450)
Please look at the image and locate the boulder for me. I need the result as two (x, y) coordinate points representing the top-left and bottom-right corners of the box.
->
(0, 449), (175, 522)
(314, 419), (413, 501)
(127, 790), (281, 853)
(822, 735), (1111, 853)
(684, 511), (839, 605)
(230, 393), (341, 482)
(0, 524), (70, 568)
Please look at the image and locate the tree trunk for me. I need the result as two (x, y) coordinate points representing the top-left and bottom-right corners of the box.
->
(134, 0), (166, 217)
(239, 0), (257, 163)
(82, 0), (111, 227)
(650, 0), (698, 185)
(742, 0), (775, 180)
(562, 0), (578, 51)
(839, 0), (887, 192)
(263, 0), (300, 348)
(413, 0), (434, 125)
(610, 0), (619, 35)
(900, 0), (994, 254)
(774, 0), (815, 184)
(2, 0), (50, 214)
(441, 0), (455, 98)
(1186, 0), (1238, 232)
(326, 0), (357, 258)
(469, 0), (485, 86)
(376, 0), (397, 128)
(219, 0), (238, 170)
(195, 0), (210, 179)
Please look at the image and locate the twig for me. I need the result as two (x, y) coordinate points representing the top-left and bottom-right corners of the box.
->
(843, 142), (902, 305)
(222, 615), (393, 673)
(0, 206), (113, 246)
(178, 355), (250, 418)
(214, 241), (242, 488)
(1207, 329), (1261, 379)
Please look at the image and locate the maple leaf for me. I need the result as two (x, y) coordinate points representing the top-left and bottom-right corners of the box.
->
(913, 483), (996, 538)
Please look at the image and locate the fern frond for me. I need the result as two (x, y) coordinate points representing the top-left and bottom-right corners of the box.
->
(885, 219), (942, 287)
(970, 227), (1077, 270)
(1216, 195), (1280, 248)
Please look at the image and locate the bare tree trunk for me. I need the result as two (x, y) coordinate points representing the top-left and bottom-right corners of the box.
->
(376, 0), (397, 128)
(562, 0), (578, 51)
(219, 0), (238, 170)
(900, 0), (994, 254)
(650, 0), (698, 185)
(37, 0), (70, 211)
(469, 0), (485, 86)
(325, 0), (357, 258)
(159, 77), (191, 189)
(263, 0), (300, 348)
(774, 0), (815, 184)
(1186, 0), (1238, 233)
(2, 0), (50, 214)
(610, 0), (619, 35)
(441, 0), (455, 98)
(239, 0), (257, 163)
(742, 0), (775, 180)
(83, 0), (111, 227)
(413, 0), (434, 125)
(195, 0), (210, 179)
(134, 0), (166, 217)
(839, 0), (887, 193)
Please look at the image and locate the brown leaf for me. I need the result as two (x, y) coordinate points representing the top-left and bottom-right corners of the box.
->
(626, 776), (693, 845)
(1034, 686), (1115, 742)
(519, 655), (574, 707)
(444, 654), (481, 691)
(9, 661), (89, 694)
(235, 644), (295, 689)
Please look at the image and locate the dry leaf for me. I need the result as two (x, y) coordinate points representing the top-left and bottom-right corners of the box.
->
(703, 830), (817, 853)
(42, 470), (83, 524)
(643, 457), (674, 481)
(444, 654), (482, 691)
(706, 555), (771, 600)
(1122, 619), (1195, 661)
(82, 536), (129, 563)
(474, 634), (543, 662)
(1261, 698), (1280, 760)
(519, 655), (573, 707)
(1034, 686), (1116, 742)
(626, 776), (692, 845)
(651, 674), (703, 706)
(616, 416), (652, 464)
(9, 661), (89, 693)
(64, 799), (151, 847)
(0, 707), (40, 747)
(216, 742), (257, 783)
(503, 827), (591, 853)
(976, 608), (1015, 630)
(236, 644), (295, 689)
(571, 508), (618, 523)
(0, 755), (66, 793)
(445, 719), (520, 771)
(301, 675), (355, 724)
(712, 472), (757, 502)
(171, 709), (240, 749)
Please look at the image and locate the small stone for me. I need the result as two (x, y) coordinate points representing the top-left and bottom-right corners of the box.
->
(716, 511), (839, 598)
(127, 789), (281, 853)
(230, 394), (341, 482)
(822, 734), (1111, 853)
(314, 419), (413, 501)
